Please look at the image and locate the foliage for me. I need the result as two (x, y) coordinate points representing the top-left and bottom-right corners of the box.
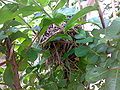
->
(0, 0), (120, 90)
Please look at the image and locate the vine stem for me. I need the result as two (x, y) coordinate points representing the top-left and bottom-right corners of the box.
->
(95, 0), (105, 29)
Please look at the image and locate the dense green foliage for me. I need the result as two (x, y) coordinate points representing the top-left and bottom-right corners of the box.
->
(0, 0), (120, 90)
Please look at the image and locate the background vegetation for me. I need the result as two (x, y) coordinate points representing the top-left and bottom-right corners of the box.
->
(0, 0), (120, 90)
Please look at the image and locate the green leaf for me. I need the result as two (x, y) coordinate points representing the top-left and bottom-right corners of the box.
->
(57, 79), (67, 88)
(74, 30), (86, 39)
(49, 34), (73, 41)
(44, 82), (58, 90)
(42, 50), (51, 59)
(91, 29), (102, 38)
(18, 38), (32, 54)
(29, 73), (36, 84)
(16, 0), (28, 5)
(69, 71), (80, 82)
(0, 67), (4, 74)
(3, 65), (14, 88)
(76, 37), (93, 44)
(23, 74), (30, 84)
(18, 5), (41, 17)
(57, 7), (78, 16)
(26, 47), (40, 62)
(0, 3), (18, 24)
(99, 17), (120, 42)
(1, 20), (22, 31)
(18, 60), (29, 71)
(85, 67), (108, 82)
(65, 6), (97, 30)
(117, 52), (120, 61)
(39, 18), (53, 36)
(37, 0), (50, 6)
(54, 0), (66, 11)
(77, 84), (84, 90)
(75, 46), (89, 57)
(10, 31), (28, 41)
(4, 3), (18, 13)
(59, 88), (67, 90)
(96, 43), (108, 53)
(0, 31), (8, 40)
(107, 47), (116, 53)
(100, 58), (114, 68)
(85, 54), (99, 64)
(67, 83), (84, 90)
(105, 63), (120, 90)
(106, 18), (120, 39)
(63, 48), (75, 59)
(52, 13), (66, 24)
(26, 67), (33, 74)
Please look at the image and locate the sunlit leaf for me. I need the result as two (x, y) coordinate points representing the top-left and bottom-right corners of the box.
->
(39, 18), (53, 36)
(18, 5), (41, 17)
(0, 3), (18, 24)
(65, 5), (97, 30)
(37, 0), (50, 6)
(16, 0), (28, 5)
(52, 13), (66, 24)
(54, 0), (66, 11)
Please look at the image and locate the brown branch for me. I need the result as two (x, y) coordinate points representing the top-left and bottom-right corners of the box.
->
(5, 38), (22, 90)
(109, 67), (120, 70)
(95, 0), (105, 29)
(77, 0), (82, 9)
(10, 54), (22, 90)
(0, 61), (6, 66)
(53, 43), (61, 64)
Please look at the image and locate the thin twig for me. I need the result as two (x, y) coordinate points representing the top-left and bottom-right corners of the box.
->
(25, 32), (39, 52)
(33, 0), (52, 19)
(0, 82), (8, 85)
(109, 67), (120, 70)
(0, 61), (6, 66)
(111, 0), (116, 18)
(95, 0), (106, 28)
(18, 16), (32, 28)
(53, 43), (61, 64)
(18, 15), (36, 34)
(77, 0), (82, 9)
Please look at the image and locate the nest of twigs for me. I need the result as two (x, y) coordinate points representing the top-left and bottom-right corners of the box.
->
(41, 23), (82, 81)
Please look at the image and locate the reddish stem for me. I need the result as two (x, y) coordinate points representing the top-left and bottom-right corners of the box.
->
(5, 38), (22, 90)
